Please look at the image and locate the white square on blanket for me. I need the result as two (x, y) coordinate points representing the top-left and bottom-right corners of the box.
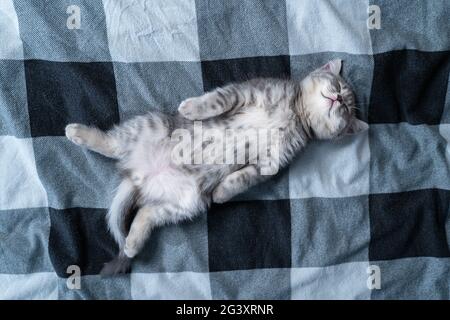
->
(131, 272), (212, 299)
(289, 130), (370, 199)
(0, 272), (58, 299)
(286, 0), (372, 55)
(0, 0), (23, 59)
(103, 0), (200, 62)
(0, 136), (48, 210)
(291, 262), (372, 299)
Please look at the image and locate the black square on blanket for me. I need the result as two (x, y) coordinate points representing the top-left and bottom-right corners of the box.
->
(208, 200), (291, 272)
(24, 60), (119, 137)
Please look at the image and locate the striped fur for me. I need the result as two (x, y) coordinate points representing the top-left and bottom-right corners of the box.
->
(65, 59), (368, 275)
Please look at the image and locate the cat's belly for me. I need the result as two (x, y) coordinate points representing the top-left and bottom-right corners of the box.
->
(138, 169), (201, 211)
(124, 141), (203, 213)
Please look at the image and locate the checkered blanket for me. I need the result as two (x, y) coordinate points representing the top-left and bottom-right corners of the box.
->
(1, 0), (449, 300)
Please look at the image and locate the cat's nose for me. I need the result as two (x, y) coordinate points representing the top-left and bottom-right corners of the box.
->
(336, 95), (343, 103)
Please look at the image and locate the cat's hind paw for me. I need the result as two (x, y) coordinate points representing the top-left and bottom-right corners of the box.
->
(65, 123), (89, 146)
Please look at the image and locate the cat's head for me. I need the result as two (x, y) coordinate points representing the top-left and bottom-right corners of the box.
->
(300, 59), (368, 139)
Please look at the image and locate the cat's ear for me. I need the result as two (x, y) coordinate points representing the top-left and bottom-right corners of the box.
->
(346, 118), (369, 135)
(319, 59), (342, 75)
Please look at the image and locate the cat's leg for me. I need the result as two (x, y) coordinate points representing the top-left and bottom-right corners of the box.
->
(122, 206), (154, 258)
(65, 123), (121, 158)
(123, 203), (183, 258)
(100, 205), (155, 276)
(178, 83), (252, 120)
(212, 165), (264, 203)
(101, 202), (192, 276)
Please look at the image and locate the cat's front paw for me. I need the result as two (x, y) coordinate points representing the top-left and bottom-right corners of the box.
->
(178, 97), (203, 120)
(212, 186), (231, 204)
(65, 123), (89, 146)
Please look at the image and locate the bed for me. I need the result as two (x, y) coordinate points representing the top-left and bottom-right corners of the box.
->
(0, 0), (449, 299)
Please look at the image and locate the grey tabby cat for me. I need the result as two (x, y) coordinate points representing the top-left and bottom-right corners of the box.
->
(65, 59), (368, 275)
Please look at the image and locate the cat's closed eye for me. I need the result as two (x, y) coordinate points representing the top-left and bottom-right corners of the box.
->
(333, 81), (341, 93)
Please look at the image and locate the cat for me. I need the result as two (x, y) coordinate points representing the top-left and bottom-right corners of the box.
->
(65, 59), (368, 275)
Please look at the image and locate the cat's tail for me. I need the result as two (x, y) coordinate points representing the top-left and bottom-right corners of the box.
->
(107, 179), (138, 248)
